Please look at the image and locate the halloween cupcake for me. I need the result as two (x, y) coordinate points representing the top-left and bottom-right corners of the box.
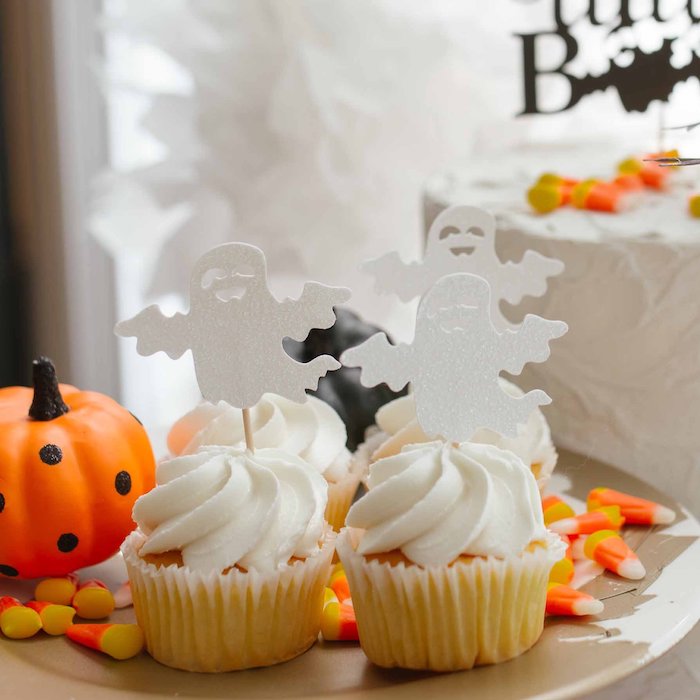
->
(355, 378), (557, 491)
(168, 394), (360, 530)
(122, 445), (334, 672)
(337, 441), (564, 671)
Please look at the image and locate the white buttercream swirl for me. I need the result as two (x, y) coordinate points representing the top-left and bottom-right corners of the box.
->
(373, 378), (556, 483)
(346, 441), (546, 567)
(133, 446), (328, 574)
(168, 394), (351, 483)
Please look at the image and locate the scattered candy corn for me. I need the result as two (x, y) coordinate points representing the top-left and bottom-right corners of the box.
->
(527, 175), (579, 213)
(66, 623), (144, 661)
(549, 506), (625, 535)
(612, 173), (644, 191)
(570, 535), (587, 560)
(584, 530), (646, 580)
(113, 582), (133, 609)
(546, 583), (604, 617)
(35, 573), (79, 606)
(542, 494), (576, 526)
(72, 579), (115, 620)
(571, 179), (624, 213)
(587, 487), (675, 526)
(25, 601), (75, 636)
(689, 194), (700, 218)
(328, 563), (351, 603)
(0, 597), (42, 639)
(321, 589), (358, 642)
(618, 152), (677, 190)
(549, 535), (574, 584)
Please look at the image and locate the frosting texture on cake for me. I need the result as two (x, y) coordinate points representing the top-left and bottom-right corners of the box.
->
(133, 446), (327, 573)
(346, 441), (546, 566)
(168, 394), (351, 483)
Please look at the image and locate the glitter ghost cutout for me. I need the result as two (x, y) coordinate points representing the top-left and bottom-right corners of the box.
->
(116, 243), (351, 408)
(363, 205), (564, 330)
(341, 273), (567, 442)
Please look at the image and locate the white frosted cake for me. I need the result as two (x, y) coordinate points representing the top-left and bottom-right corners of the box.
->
(423, 145), (700, 513)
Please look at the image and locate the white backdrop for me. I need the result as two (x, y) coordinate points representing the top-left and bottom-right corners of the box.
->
(92, 0), (700, 443)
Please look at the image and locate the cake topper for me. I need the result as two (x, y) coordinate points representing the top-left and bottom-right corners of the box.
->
(342, 272), (567, 443)
(515, 2), (700, 115)
(116, 242), (350, 449)
(364, 205), (563, 330)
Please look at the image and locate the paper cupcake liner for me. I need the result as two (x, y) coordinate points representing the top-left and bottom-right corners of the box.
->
(325, 457), (365, 531)
(337, 528), (564, 672)
(122, 529), (336, 672)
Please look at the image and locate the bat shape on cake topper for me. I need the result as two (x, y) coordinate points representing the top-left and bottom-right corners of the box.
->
(363, 205), (564, 330)
(341, 272), (567, 443)
(116, 243), (351, 434)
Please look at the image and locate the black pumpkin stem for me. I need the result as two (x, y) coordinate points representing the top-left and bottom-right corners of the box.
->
(28, 357), (70, 421)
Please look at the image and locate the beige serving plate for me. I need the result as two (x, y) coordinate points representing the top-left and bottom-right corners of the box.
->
(1, 448), (699, 700)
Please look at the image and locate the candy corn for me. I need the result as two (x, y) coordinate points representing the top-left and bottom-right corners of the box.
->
(542, 494), (575, 526)
(35, 573), (79, 606)
(587, 487), (675, 526)
(0, 597), (42, 639)
(618, 152), (677, 190)
(612, 173), (644, 191)
(321, 590), (358, 642)
(584, 529), (646, 580)
(25, 601), (75, 636)
(690, 194), (700, 218)
(66, 623), (144, 661)
(527, 175), (579, 213)
(571, 179), (624, 213)
(549, 506), (625, 536)
(549, 535), (574, 584)
(113, 582), (133, 609)
(328, 563), (351, 603)
(546, 583), (604, 617)
(72, 579), (115, 620)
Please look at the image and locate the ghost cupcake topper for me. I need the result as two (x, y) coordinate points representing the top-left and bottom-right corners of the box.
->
(116, 242), (351, 450)
(342, 272), (567, 443)
(364, 205), (564, 330)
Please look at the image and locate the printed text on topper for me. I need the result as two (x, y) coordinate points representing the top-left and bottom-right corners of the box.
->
(341, 273), (567, 443)
(364, 205), (564, 330)
(115, 242), (351, 408)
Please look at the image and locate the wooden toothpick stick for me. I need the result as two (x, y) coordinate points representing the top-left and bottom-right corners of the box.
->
(242, 407), (254, 452)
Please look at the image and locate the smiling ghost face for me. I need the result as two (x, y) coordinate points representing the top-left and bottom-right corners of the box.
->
(191, 243), (270, 311)
(427, 205), (497, 259)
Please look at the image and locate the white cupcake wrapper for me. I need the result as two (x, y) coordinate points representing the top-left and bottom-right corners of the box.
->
(122, 529), (336, 672)
(337, 528), (564, 671)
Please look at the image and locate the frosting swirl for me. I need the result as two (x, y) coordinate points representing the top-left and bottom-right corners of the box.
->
(346, 441), (546, 566)
(168, 394), (351, 482)
(372, 378), (556, 483)
(133, 446), (328, 573)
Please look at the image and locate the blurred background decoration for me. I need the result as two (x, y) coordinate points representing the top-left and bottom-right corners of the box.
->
(1, 0), (699, 444)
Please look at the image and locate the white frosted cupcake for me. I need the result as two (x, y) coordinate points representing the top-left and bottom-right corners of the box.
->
(356, 378), (557, 491)
(337, 441), (564, 671)
(122, 445), (335, 672)
(168, 394), (360, 530)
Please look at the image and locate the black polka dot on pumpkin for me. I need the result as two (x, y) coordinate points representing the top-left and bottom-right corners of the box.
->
(0, 564), (18, 577)
(39, 444), (63, 465)
(0, 493), (4, 513)
(57, 533), (79, 553)
(115, 471), (132, 496)
(129, 411), (143, 426)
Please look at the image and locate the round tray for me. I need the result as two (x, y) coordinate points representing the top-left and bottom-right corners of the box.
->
(1, 449), (699, 700)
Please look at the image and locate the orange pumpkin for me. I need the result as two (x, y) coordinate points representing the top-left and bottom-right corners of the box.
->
(0, 357), (155, 579)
